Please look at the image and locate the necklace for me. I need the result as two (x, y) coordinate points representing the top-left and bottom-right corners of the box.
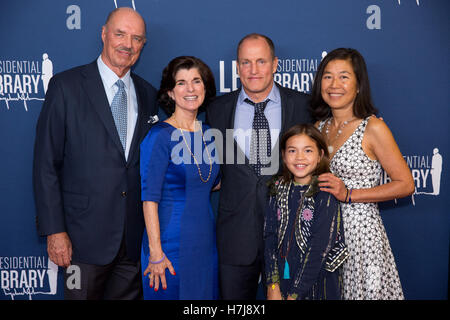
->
(325, 117), (355, 154)
(174, 118), (213, 183)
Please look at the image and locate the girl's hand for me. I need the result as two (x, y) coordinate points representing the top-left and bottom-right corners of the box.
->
(318, 173), (348, 202)
(267, 283), (283, 300)
(143, 253), (176, 291)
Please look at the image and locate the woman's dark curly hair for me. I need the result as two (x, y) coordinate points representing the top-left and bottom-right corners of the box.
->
(157, 56), (216, 116)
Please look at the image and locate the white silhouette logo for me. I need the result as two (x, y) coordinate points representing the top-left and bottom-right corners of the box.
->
(41, 53), (53, 94)
(431, 148), (443, 195)
(416, 148), (442, 196)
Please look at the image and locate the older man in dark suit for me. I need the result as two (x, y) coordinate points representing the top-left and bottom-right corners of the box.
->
(33, 7), (158, 299)
(206, 33), (311, 299)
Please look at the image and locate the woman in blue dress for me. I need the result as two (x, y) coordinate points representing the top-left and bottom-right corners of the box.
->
(140, 56), (219, 299)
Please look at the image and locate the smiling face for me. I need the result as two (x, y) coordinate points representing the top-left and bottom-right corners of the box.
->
(236, 37), (278, 102)
(168, 68), (206, 113)
(101, 8), (146, 78)
(320, 59), (359, 113)
(282, 134), (323, 185)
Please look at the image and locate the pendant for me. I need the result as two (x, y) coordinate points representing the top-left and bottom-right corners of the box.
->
(283, 258), (290, 279)
(328, 145), (334, 154)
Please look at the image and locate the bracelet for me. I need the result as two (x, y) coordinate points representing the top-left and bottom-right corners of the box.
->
(348, 189), (353, 204)
(150, 253), (165, 264)
(344, 188), (349, 203)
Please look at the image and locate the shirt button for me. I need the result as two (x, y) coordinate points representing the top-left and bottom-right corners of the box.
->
(121, 191), (127, 197)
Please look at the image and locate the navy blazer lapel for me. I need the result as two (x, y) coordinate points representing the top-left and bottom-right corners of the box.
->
(127, 73), (145, 165)
(227, 89), (256, 174)
(226, 90), (240, 130)
(278, 85), (296, 136)
(81, 62), (125, 157)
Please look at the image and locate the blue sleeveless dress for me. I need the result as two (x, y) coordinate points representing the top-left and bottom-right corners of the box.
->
(140, 121), (219, 300)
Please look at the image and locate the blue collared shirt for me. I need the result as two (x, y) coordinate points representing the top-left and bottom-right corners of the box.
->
(233, 83), (282, 158)
(97, 55), (138, 160)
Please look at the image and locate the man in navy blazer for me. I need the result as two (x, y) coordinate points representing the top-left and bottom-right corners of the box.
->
(33, 7), (158, 299)
(206, 34), (311, 299)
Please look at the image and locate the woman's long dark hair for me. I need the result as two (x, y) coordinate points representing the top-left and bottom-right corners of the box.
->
(310, 48), (378, 121)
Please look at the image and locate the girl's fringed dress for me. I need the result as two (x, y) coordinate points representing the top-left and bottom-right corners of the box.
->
(264, 177), (349, 300)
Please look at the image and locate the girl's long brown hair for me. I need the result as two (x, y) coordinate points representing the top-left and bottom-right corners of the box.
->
(280, 124), (330, 183)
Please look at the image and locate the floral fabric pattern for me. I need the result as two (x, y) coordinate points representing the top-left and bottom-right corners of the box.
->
(264, 178), (348, 300)
(319, 117), (404, 300)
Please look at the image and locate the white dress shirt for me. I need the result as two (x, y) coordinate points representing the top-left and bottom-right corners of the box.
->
(233, 83), (282, 158)
(97, 55), (138, 160)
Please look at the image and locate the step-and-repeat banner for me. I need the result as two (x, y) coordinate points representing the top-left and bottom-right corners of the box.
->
(0, 0), (448, 300)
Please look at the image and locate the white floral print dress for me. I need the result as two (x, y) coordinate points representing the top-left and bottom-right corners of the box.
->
(319, 117), (404, 300)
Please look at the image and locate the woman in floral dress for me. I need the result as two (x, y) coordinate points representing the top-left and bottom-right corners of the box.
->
(311, 48), (415, 300)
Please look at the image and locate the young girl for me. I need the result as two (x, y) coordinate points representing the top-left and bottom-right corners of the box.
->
(264, 124), (348, 300)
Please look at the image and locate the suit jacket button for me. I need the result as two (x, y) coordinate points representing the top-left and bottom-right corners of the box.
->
(122, 191), (127, 197)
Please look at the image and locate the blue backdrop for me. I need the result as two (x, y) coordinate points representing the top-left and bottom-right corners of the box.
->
(0, 0), (448, 300)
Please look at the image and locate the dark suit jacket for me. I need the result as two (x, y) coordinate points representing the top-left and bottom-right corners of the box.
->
(206, 83), (311, 266)
(33, 61), (158, 265)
